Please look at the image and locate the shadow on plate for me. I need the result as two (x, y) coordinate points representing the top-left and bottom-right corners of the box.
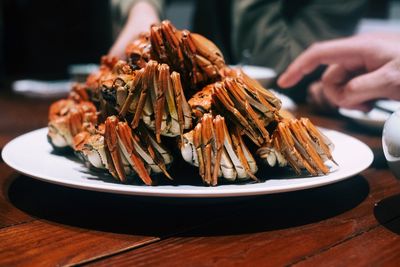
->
(8, 173), (369, 237)
(374, 193), (400, 235)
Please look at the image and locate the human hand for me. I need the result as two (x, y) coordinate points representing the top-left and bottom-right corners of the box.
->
(278, 34), (400, 110)
(306, 80), (337, 112)
(108, 1), (159, 59)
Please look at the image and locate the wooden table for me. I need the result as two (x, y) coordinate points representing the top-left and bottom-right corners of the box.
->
(1, 89), (400, 267)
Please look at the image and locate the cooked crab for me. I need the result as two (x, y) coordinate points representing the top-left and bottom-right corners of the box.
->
(47, 99), (98, 150)
(102, 60), (192, 142)
(258, 117), (336, 175)
(149, 20), (225, 90)
(47, 20), (337, 186)
(126, 32), (152, 69)
(181, 114), (257, 185)
(74, 116), (173, 185)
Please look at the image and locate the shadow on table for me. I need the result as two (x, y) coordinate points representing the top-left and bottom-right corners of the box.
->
(8, 175), (369, 237)
(374, 193), (400, 235)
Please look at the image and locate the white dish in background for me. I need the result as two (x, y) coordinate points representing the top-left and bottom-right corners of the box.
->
(339, 107), (390, 129)
(12, 80), (72, 98)
(2, 128), (373, 198)
(375, 100), (400, 113)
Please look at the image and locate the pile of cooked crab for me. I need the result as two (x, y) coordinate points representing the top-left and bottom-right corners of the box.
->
(47, 20), (337, 186)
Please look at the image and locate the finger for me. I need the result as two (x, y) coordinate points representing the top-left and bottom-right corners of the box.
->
(308, 81), (325, 107)
(307, 81), (338, 111)
(345, 102), (373, 112)
(338, 61), (400, 108)
(321, 64), (352, 86)
(278, 38), (366, 88)
(307, 82), (320, 106)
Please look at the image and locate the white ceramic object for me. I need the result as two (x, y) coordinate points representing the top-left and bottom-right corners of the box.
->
(12, 80), (72, 98)
(375, 100), (400, 113)
(2, 128), (373, 198)
(339, 107), (390, 129)
(382, 109), (400, 179)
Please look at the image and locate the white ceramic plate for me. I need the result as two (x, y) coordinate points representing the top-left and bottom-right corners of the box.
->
(2, 128), (373, 198)
(339, 107), (390, 129)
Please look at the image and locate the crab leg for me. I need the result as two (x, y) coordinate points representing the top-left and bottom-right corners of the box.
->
(274, 129), (302, 175)
(180, 114), (258, 184)
(171, 72), (192, 140)
(193, 123), (205, 181)
(164, 69), (180, 136)
(229, 77), (278, 120)
(213, 83), (264, 146)
(225, 79), (270, 143)
(239, 70), (282, 109)
(300, 118), (337, 165)
(201, 114), (213, 185)
(180, 117), (236, 184)
(161, 20), (184, 69)
(276, 122), (317, 175)
(212, 115), (225, 186)
(136, 124), (173, 180)
(130, 70), (149, 128)
(150, 25), (167, 63)
(237, 130), (258, 177)
(105, 116), (126, 182)
(181, 30), (204, 85)
(69, 110), (83, 137)
(117, 122), (153, 185)
(289, 120), (329, 174)
(231, 129), (258, 181)
(220, 119), (248, 179)
(154, 64), (168, 142)
(120, 69), (143, 117)
(161, 20), (181, 54)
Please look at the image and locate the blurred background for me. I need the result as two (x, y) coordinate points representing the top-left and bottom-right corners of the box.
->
(0, 0), (399, 87)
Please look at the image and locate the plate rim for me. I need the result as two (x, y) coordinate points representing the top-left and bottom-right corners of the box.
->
(2, 127), (374, 198)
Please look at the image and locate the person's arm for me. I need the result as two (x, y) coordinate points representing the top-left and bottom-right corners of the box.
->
(278, 34), (400, 110)
(232, 0), (367, 74)
(109, 0), (163, 59)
